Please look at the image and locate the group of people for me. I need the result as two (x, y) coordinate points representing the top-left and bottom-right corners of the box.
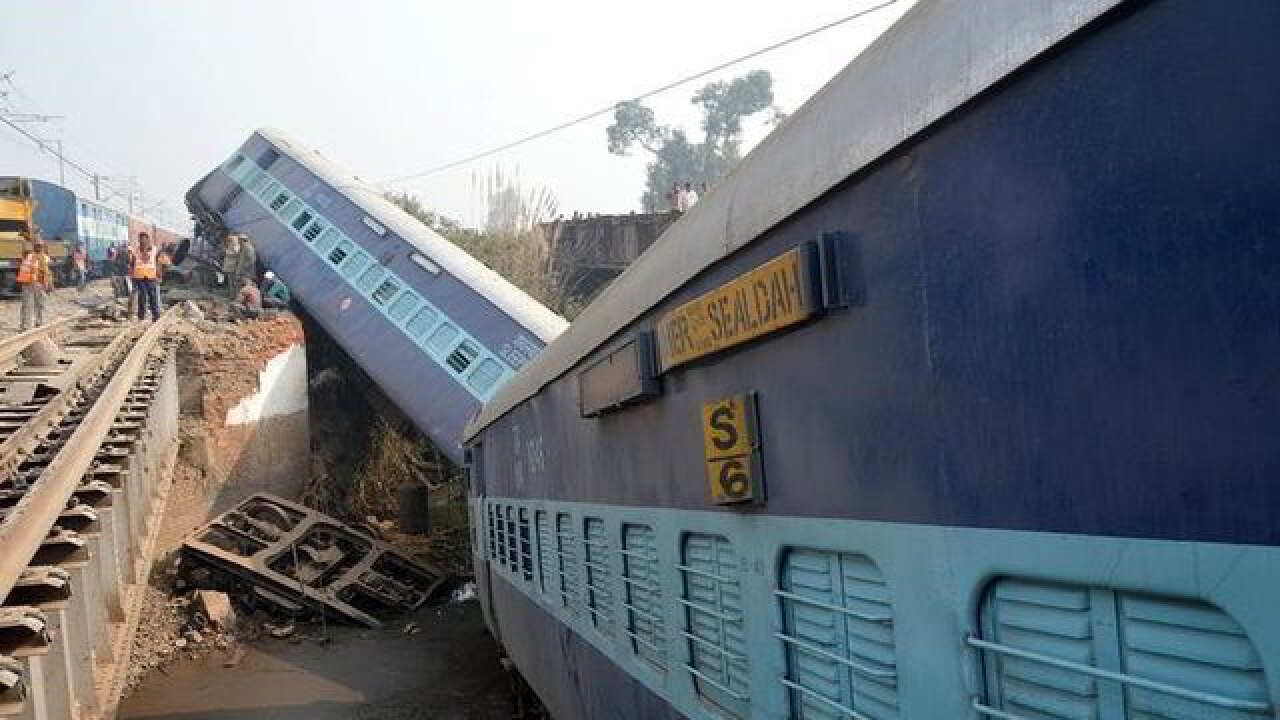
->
(222, 232), (289, 317)
(669, 181), (705, 212)
(15, 230), (167, 330)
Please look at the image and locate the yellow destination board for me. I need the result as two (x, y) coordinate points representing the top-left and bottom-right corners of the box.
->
(701, 394), (762, 505)
(656, 245), (817, 371)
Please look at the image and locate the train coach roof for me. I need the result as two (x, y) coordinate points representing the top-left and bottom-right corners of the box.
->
(466, 0), (1123, 439)
(254, 128), (569, 344)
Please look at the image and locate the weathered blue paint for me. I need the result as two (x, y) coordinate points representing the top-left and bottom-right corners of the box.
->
(475, 0), (1280, 546)
(467, 1), (1280, 718)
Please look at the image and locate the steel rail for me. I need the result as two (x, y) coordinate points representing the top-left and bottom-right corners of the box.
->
(0, 327), (140, 479)
(0, 317), (75, 368)
(0, 311), (176, 603)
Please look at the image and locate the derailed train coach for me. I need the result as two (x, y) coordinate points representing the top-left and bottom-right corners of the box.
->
(465, 1), (1280, 719)
(187, 129), (567, 463)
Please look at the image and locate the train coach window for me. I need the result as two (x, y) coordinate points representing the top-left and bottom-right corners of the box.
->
(302, 221), (326, 243)
(268, 191), (291, 212)
(371, 278), (400, 306)
(518, 509), (533, 582)
(290, 210), (314, 232)
(257, 180), (281, 202)
(223, 154), (245, 172)
(425, 323), (460, 357)
(494, 505), (508, 567)
(583, 518), (614, 637)
(279, 199), (303, 222)
(972, 579), (1271, 720)
(356, 265), (387, 294)
(328, 241), (353, 266)
(679, 533), (749, 719)
(247, 170), (269, 195)
(387, 291), (419, 323)
(446, 340), (479, 374)
(486, 504), (497, 561)
(505, 507), (520, 571)
(467, 359), (504, 395)
(621, 524), (666, 673)
(777, 549), (897, 720)
(315, 228), (341, 255)
(342, 252), (371, 280)
(535, 511), (555, 594)
(555, 513), (582, 616)
(406, 306), (439, 339)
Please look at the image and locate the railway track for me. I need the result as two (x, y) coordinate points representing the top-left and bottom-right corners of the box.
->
(0, 312), (180, 720)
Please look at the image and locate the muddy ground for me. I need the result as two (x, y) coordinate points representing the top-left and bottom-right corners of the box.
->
(0, 285), (515, 719)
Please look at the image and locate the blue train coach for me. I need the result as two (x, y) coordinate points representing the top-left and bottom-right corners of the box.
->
(186, 129), (567, 463)
(465, 1), (1280, 718)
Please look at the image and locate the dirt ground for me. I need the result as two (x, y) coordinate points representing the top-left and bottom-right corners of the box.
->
(0, 278), (115, 335)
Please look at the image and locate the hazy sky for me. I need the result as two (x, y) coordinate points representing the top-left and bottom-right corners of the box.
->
(2, 1), (911, 230)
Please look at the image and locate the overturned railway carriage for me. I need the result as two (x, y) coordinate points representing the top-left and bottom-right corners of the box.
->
(465, 1), (1280, 718)
(186, 130), (567, 463)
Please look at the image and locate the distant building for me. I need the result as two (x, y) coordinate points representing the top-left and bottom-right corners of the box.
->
(540, 211), (679, 304)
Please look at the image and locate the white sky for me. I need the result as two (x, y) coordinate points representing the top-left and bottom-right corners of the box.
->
(1, 0), (911, 231)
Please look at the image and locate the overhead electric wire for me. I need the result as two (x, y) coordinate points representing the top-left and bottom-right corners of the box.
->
(380, 0), (904, 184)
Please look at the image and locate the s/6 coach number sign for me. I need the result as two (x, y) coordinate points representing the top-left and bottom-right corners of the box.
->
(701, 394), (764, 505)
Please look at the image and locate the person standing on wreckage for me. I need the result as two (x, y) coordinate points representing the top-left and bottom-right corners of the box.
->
(222, 233), (242, 300)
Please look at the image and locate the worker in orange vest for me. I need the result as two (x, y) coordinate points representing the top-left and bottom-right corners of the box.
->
(17, 234), (54, 331)
(131, 232), (161, 322)
(70, 242), (88, 292)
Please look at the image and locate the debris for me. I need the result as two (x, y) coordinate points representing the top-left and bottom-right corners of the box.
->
(174, 638), (188, 650)
(194, 590), (236, 630)
(183, 629), (203, 644)
(182, 493), (449, 627)
(402, 621), (421, 636)
(264, 620), (295, 639)
(451, 582), (477, 604)
(223, 644), (246, 668)
(179, 300), (205, 320)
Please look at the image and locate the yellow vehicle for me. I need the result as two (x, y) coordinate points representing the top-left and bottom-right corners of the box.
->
(0, 177), (34, 272)
(0, 176), (74, 286)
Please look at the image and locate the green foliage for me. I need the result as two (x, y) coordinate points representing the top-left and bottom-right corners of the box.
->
(384, 187), (580, 319)
(607, 69), (780, 210)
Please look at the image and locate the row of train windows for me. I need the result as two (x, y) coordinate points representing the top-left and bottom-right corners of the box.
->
(482, 503), (1271, 720)
(223, 154), (507, 398)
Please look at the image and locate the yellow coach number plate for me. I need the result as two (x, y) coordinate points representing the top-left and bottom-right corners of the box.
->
(656, 245), (817, 372)
(702, 395), (762, 505)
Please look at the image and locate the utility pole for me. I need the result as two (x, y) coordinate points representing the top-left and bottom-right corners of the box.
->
(93, 174), (102, 201)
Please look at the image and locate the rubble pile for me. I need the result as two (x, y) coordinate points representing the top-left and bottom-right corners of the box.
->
(123, 586), (241, 695)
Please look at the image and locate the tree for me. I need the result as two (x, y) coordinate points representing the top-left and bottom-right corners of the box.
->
(607, 69), (781, 211)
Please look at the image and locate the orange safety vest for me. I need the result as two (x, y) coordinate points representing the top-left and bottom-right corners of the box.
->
(16, 252), (46, 285)
(132, 246), (158, 280)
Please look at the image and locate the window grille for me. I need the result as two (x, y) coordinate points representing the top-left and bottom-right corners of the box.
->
(622, 524), (666, 672)
(972, 578), (1272, 720)
(447, 341), (479, 374)
(778, 549), (898, 720)
(583, 518), (613, 636)
(679, 533), (749, 718)
(555, 513), (581, 616)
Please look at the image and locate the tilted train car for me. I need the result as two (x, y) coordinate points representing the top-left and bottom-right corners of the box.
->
(465, 1), (1280, 718)
(186, 129), (568, 463)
